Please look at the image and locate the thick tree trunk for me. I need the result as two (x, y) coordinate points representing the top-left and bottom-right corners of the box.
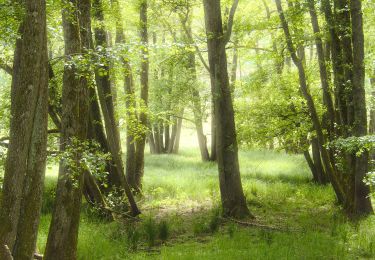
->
(44, 1), (89, 258)
(134, 0), (149, 190)
(203, 0), (250, 218)
(350, 0), (373, 215)
(0, 1), (49, 259)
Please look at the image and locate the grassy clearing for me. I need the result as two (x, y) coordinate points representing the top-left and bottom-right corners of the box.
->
(37, 148), (375, 259)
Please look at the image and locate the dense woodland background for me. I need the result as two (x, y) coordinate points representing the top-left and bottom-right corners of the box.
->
(0, 0), (375, 259)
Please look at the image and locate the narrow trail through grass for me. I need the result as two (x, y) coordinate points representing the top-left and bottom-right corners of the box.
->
(38, 149), (375, 259)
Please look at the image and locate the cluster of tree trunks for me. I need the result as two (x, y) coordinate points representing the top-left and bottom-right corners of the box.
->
(276, 0), (373, 216)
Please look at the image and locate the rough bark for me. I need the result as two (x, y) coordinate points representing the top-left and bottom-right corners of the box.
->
(0, 1), (49, 259)
(203, 0), (250, 218)
(44, 0), (89, 258)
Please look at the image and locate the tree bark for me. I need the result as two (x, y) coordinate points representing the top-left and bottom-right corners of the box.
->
(0, 1), (49, 259)
(203, 0), (250, 218)
(44, 0), (89, 258)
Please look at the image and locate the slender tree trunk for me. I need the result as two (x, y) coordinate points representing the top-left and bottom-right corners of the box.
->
(311, 138), (327, 184)
(44, 1), (89, 258)
(203, 0), (251, 218)
(167, 118), (178, 153)
(322, 0), (346, 129)
(172, 110), (184, 154)
(134, 0), (149, 190)
(308, 0), (335, 139)
(187, 43), (210, 161)
(112, 0), (138, 188)
(0, 1), (49, 258)
(303, 150), (319, 182)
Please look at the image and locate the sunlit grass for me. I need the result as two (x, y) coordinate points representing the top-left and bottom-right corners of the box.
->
(37, 142), (375, 259)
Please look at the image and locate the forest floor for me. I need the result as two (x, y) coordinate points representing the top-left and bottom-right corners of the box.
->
(37, 149), (375, 259)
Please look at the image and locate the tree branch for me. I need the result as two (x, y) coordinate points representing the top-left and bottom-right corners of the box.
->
(179, 14), (210, 72)
(0, 58), (12, 75)
(224, 0), (239, 45)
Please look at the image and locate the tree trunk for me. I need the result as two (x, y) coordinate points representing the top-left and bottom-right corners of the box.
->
(369, 71), (375, 134)
(203, 0), (251, 218)
(350, 0), (373, 215)
(322, 0), (346, 129)
(172, 112), (184, 154)
(167, 118), (178, 153)
(134, 0), (149, 190)
(0, 1), (49, 259)
(187, 38), (210, 161)
(93, 0), (140, 215)
(276, 0), (345, 205)
(311, 138), (327, 184)
(113, 0), (138, 189)
(303, 150), (319, 182)
(308, 0), (335, 139)
(44, 1), (89, 258)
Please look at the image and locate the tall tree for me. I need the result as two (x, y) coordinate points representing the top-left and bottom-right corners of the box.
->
(350, 0), (373, 215)
(0, 0), (49, 258)
(44, 1), (89, 258)
(134, 0), (149, 190)
(203, 0), (251, 218)
(93, 0), (140, 215)
(275, 0), (345, 204)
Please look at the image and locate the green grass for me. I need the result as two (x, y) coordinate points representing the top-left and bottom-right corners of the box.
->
(37, 148), (375, 259)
